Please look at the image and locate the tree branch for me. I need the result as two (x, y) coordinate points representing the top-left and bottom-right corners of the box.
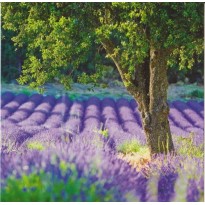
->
(101, 38), (139, 97)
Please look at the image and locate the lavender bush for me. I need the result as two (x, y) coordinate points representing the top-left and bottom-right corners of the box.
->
(1, 93), (204, 202)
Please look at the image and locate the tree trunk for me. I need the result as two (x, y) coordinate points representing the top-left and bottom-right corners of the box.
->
(141, 47), (174, 155)
(101, 39), (175, 156)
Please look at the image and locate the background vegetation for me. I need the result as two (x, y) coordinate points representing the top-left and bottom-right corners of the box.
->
(1, 26), (203, 85)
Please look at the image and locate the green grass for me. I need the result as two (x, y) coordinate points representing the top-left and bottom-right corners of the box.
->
(93, 128), (109, 138)
(175, 134), (204, 158)
(117, 139), (148, 155)
(27, 141), (45, 151)
(98, 129), (109, 138)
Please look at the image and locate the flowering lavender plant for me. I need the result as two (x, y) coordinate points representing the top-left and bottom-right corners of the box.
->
(1, 93), (204, 202)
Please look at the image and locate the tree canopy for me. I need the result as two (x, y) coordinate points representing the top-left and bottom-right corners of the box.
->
(2, 2), (203, 91)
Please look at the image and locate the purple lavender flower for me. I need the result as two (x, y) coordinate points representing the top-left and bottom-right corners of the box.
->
(116, 98), (145, 142)
(186, 179), (200, 202)
(0, 94), (204, 202)
(7, 94), (43, 123)
(173, 101), (203, 129)
(43, 97), (71, 128)
(63, 100), (84, 134)
(199, 101), (204, 108)
(187, 100), (204, 119)
(169, 103), (193, 130)
(158, 172), (178, 202)
(83, 97), (101, 132)
(1, 94), (28, 119)
(129, 99), (142, 127)
(1, 92), (15, 108)
(19, 95), (56, 126)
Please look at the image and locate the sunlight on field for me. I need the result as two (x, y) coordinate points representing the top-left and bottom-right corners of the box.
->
(118, 150), (151, 172)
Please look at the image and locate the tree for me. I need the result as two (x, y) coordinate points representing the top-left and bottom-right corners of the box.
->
(2, 2), (203, 155)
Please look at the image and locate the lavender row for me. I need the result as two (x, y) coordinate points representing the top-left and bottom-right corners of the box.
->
(1, 93), (204, 138)
(1, 94), (28, 119)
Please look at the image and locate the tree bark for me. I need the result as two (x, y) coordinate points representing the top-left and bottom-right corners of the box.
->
(143, 47), (174, 155)
(131, 49), (174, 155)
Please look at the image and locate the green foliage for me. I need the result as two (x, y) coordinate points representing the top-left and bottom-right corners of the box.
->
(21, 87), (33, 96)
(59, 160), (70, 176)
(27, 141), (45, 151)
(78, 72), (101, 86)
(93, 125), (109, 138)
(99, 129), (109, 138)
(68, 93), (78, 101)
(176, 133), (204, 158)
(77, 64), (120, 89)
(189, 90), (204, 99)
(117, 139), (148, 155)
(167, 52), (204, 84)
(94, 128), (109, 138)
(2, 3), (94, 89)
(95, 64), (120, 86)
(1, 164), (118, 202)
(2, 2), (203, 89)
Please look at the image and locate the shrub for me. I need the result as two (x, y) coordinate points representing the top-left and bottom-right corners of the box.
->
(189, 90), (204, 98)
(27, 141), (45, 151)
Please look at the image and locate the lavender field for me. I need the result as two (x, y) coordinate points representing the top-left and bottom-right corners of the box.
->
(1, 92), (204, 202)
